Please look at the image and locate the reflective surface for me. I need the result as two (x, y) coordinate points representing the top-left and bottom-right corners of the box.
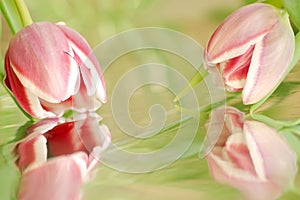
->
(1, 0), (300, 199)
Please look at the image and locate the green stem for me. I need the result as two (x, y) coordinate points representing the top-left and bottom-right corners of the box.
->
(0, 0), (23, 34)
(174, 65), (208, 102)
(0, 0), (32, 34)
(13, 0), (32, 26)
(250, 113), (300, 131)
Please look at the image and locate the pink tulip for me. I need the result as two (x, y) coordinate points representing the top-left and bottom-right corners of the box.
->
(18, 151), (90, 200)
(5, 22), (106, 118)
(206, 107), (298, 200)
(204, 3), (295, 104)
(16, 113), (110, 199)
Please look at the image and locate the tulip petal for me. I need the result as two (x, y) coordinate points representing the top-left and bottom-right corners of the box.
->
(76, 114), (111, 153)
(225, 133), (256, 175)
(205, 3), (278, 64)
(4, 55), (56, 118)
(25, 118), (61, 137)
(7, 22), (80, 103)
(244, 121), (298, 190)
(242, 14), (295, 104)
(17, 135), (47, 172)
(72, 77), (101, 112)
(45, 113), (110, 156)
(57, 24), (107, 103)
(39, 97), (73, 116)
(208, 147), (260, 182)
(44, 121), (82, 156)
(207, 151), (281, 200)
(225, 107), (244, 133)
(18, 152), (88, 200)
(221, 45), (253, 90)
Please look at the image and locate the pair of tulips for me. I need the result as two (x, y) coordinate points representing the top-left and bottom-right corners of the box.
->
(203, 3), (297, 200)
(3, 2), (297, 200)
(4, 4), (294, 117)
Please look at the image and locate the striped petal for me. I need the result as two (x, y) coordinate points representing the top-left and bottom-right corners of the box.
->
(207, 151), (281, 200)
(18, 152), (88, 200)
(72, 76), (101, 112)
(4, 55), (56, 118)
(44, 113), (111, 157)
(17, 135), (47, 172)
(221, 45), (254, 91)
(205, 3), (278, 64)
(244, 121), (297, 190)
(225, 133), (256, 175)
(242, 14), (295, 104)
(57, 24), (107, 103)
(7, 22), (80, 103)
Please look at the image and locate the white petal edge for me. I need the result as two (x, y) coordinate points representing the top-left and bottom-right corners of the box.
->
(244, 121), (267, 181)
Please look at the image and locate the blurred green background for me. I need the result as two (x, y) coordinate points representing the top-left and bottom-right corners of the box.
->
(1, 0), (300, 200)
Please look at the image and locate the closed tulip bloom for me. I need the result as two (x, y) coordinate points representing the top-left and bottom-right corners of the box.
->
(204, 3), (295, 104)
(16, 113), (111, 200)
(206, 107), (298, 200)
(5, 22), (106, 118)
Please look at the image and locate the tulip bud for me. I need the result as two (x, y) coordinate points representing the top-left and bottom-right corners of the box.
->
(206, 107), (298, 200)
(16, 113), (111, 199)
(4, 22), (106, 118)
(204, 3), (295, 104)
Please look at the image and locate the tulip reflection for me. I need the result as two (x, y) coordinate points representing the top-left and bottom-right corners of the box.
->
(205, 107), (297, 200)
(16, 113), (110, 200)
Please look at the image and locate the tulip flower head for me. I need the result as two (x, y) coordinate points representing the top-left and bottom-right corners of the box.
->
(16, 113), (111, 200)
(206, 107), (298, 200)
(204, 3), (295, 104)
(4, 22), (106, 118)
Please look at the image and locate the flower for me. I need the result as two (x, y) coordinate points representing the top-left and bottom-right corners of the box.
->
(206, 107), (298, 200)
(204, 3), (295, 105)
(44, 113), (111, 157)
(18, 151), (90, 200)
(4, 22), (106, 118)
(16, 113), (111, 200)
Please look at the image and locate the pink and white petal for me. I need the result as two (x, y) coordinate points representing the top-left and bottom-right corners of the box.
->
(221, 45), (253, 90)
(244, 121), (297, 190)
(242, 15), (295, 104)
(45, 113), (110, 156)
(225, 133), (256, 175)
(72, 77), (101, 112)
(207, 150), (281, 200)
(20, 118), (61, 144)
(17, 135), (47, 172)
(8, 22), (79, 103)
(4, 57), (56, 118)
(18, 152), (88, 200)
(76, 114), (111, 154)
(205, 3), (278, 64)
(39, 97), (73, 116)
(44, 121), (86, 156)
(208, 148), (261, 182)
(225, 107), (245, 133)
(57, 24), (107, 103)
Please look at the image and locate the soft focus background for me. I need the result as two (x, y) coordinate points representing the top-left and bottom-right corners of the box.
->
(1, 0), (300, 199)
